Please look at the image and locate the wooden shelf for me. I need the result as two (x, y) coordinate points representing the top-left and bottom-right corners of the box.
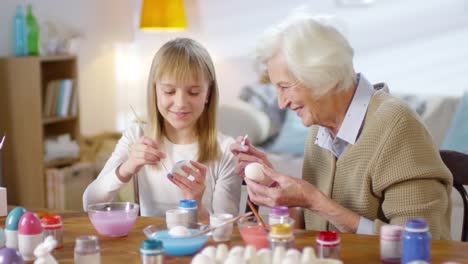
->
(43, 115), (77, 125)
(44, 157), (80, 168)
(40, 55), (76, 62)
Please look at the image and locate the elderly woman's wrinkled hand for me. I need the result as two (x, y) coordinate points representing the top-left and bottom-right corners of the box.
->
(244, 165), (324, 209)
(230, 136), (273, 178)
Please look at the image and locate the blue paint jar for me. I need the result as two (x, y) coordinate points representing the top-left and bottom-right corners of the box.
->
(401, 218), (431, 264)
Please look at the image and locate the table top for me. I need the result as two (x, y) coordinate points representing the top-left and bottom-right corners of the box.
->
(2, 211), (468, 263)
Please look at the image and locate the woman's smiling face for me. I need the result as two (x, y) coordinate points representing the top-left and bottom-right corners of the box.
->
(267, 53), (322, 127)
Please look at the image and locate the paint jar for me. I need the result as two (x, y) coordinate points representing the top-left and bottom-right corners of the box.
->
(316, 231), (340, 260)
(41, 215), (63, 249)
(178, 200), (197, 228)
(380, 224), (403, 263)
(74, 235), (101, 264)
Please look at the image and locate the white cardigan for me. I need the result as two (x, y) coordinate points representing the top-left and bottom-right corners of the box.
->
(82, 124), (242, 216)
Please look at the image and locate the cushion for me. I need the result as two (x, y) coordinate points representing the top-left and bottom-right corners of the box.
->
(217, 100), (271, 145)
(239, 83), (286, 139)
(267, 109), (310, 155)
(441, 91), (468, 153)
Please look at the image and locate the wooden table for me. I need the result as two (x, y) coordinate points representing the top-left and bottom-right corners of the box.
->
(2, 211), (468, 263)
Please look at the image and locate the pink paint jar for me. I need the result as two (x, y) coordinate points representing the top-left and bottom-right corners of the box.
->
(380, 225), (403, 263)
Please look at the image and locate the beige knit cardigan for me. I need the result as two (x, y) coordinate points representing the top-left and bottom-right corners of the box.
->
(302, 89), (452, 240)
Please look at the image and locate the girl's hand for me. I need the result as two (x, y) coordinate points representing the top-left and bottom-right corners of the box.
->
(117, 136), (166, 182)
(167, 160), (207, 204)
(230, 136), (273, 178)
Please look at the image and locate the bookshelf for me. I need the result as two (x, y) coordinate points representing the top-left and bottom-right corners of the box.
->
(0, 55), (80, 208)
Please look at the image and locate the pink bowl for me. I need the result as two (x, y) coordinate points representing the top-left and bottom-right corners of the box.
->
(87, 202), (139, 237)
(238, 216), (269, 250)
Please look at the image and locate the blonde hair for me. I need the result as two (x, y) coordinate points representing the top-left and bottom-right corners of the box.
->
(146, 38), (219, 163)
(256, 14), (356, 96)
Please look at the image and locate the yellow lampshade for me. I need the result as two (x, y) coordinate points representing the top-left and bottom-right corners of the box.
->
(140, 0), (187, 30)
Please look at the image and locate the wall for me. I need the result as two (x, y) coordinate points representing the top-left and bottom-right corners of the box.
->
(1, 0), (468, 134)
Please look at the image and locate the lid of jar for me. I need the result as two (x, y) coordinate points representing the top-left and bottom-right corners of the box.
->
(270, 223), (292, 236)
(316, 231), (340, 244)
(404, 218), (429, 232)
(380, 225), (403, 238)
(75, 235), (100, 253)
(179, 199), (197, 209)
(270, 206), (289, 216)
(41, 215), (62, 226)
(140, 239), (163, 250)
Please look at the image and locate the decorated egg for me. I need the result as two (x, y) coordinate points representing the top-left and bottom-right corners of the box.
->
(0, 247), (24, 264)
(5, 207), (27, 231)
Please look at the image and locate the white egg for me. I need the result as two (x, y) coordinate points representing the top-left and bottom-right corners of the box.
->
(215, 244), (229, 262)
(228, 246), (245, 258)
(257, 248), (272, 264)
(286, 249), (301, 262)
(201, 246), (217, 260)
(191, 253), (214, 264)
(245, 163), (264, 181)
(301, 247), (316, 264)
(225, 254), (245, 264)
(172, 160), (191, 178)
(272, 246), (286, 264)
(168, 225), (191, 237)
(243, 245), (258, 264)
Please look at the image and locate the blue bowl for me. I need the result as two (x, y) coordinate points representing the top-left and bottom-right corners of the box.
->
(149, 229), (208, 256)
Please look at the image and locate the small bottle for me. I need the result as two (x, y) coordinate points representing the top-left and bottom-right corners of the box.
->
(316, 231), (340, 259)
(178, 199), (198, 228)
(268, 206), (289, 225)
(74, 235), (101, 264)
(140, 239), (164, 264)
(25, 4), (39, 55)
(41, 215), (63, 249)
(13, 5), (27, 56)
(380, 225), (403, 263)
(268, 223), (294, 250)
(402, 218), (431, 264)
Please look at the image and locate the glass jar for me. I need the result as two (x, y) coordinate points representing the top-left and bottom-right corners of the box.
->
(74, 235), (101, 264)
(402, 219), (431, 264)
(316, 231), (340, 259)
(140, 239), (164, 264)
(178, 199), (197, 228)
(268, 223), (294, 250)
(380, 224), (403, 263)
(268, 206), (289, 225)
(41, 215), (63, 249)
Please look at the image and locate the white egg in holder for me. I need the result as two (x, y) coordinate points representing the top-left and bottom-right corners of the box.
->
(244, 162), (273, 186)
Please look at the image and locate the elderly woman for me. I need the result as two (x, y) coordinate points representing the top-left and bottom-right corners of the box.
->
(231, 14), (452, 239)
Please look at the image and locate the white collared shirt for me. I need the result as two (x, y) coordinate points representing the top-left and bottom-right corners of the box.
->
(314, 73), (376, 235)
(314, 73), (375, 157)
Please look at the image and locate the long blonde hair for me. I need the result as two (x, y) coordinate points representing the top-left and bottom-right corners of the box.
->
(146, 38), (219, 163)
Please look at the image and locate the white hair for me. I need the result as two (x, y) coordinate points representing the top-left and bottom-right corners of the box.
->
(256, 13), (356, 96)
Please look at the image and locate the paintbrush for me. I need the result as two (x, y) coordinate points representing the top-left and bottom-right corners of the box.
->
(190, 212), (253, 237)
(247, 199), (266, 228)
(129, 105), (170, 174)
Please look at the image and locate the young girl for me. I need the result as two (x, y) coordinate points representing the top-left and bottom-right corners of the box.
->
(83, 38), (242, 222)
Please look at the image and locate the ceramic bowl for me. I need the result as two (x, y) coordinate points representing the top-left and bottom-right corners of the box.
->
(87, 202), (139, 237)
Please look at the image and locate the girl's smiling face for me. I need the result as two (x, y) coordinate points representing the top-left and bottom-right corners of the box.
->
(156, 74), (210, 135)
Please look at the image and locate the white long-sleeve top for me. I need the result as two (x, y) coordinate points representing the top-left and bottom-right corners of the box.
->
(82, 124), (242, 216)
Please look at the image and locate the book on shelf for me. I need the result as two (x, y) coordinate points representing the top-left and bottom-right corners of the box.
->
(43, 79), (77, 118)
